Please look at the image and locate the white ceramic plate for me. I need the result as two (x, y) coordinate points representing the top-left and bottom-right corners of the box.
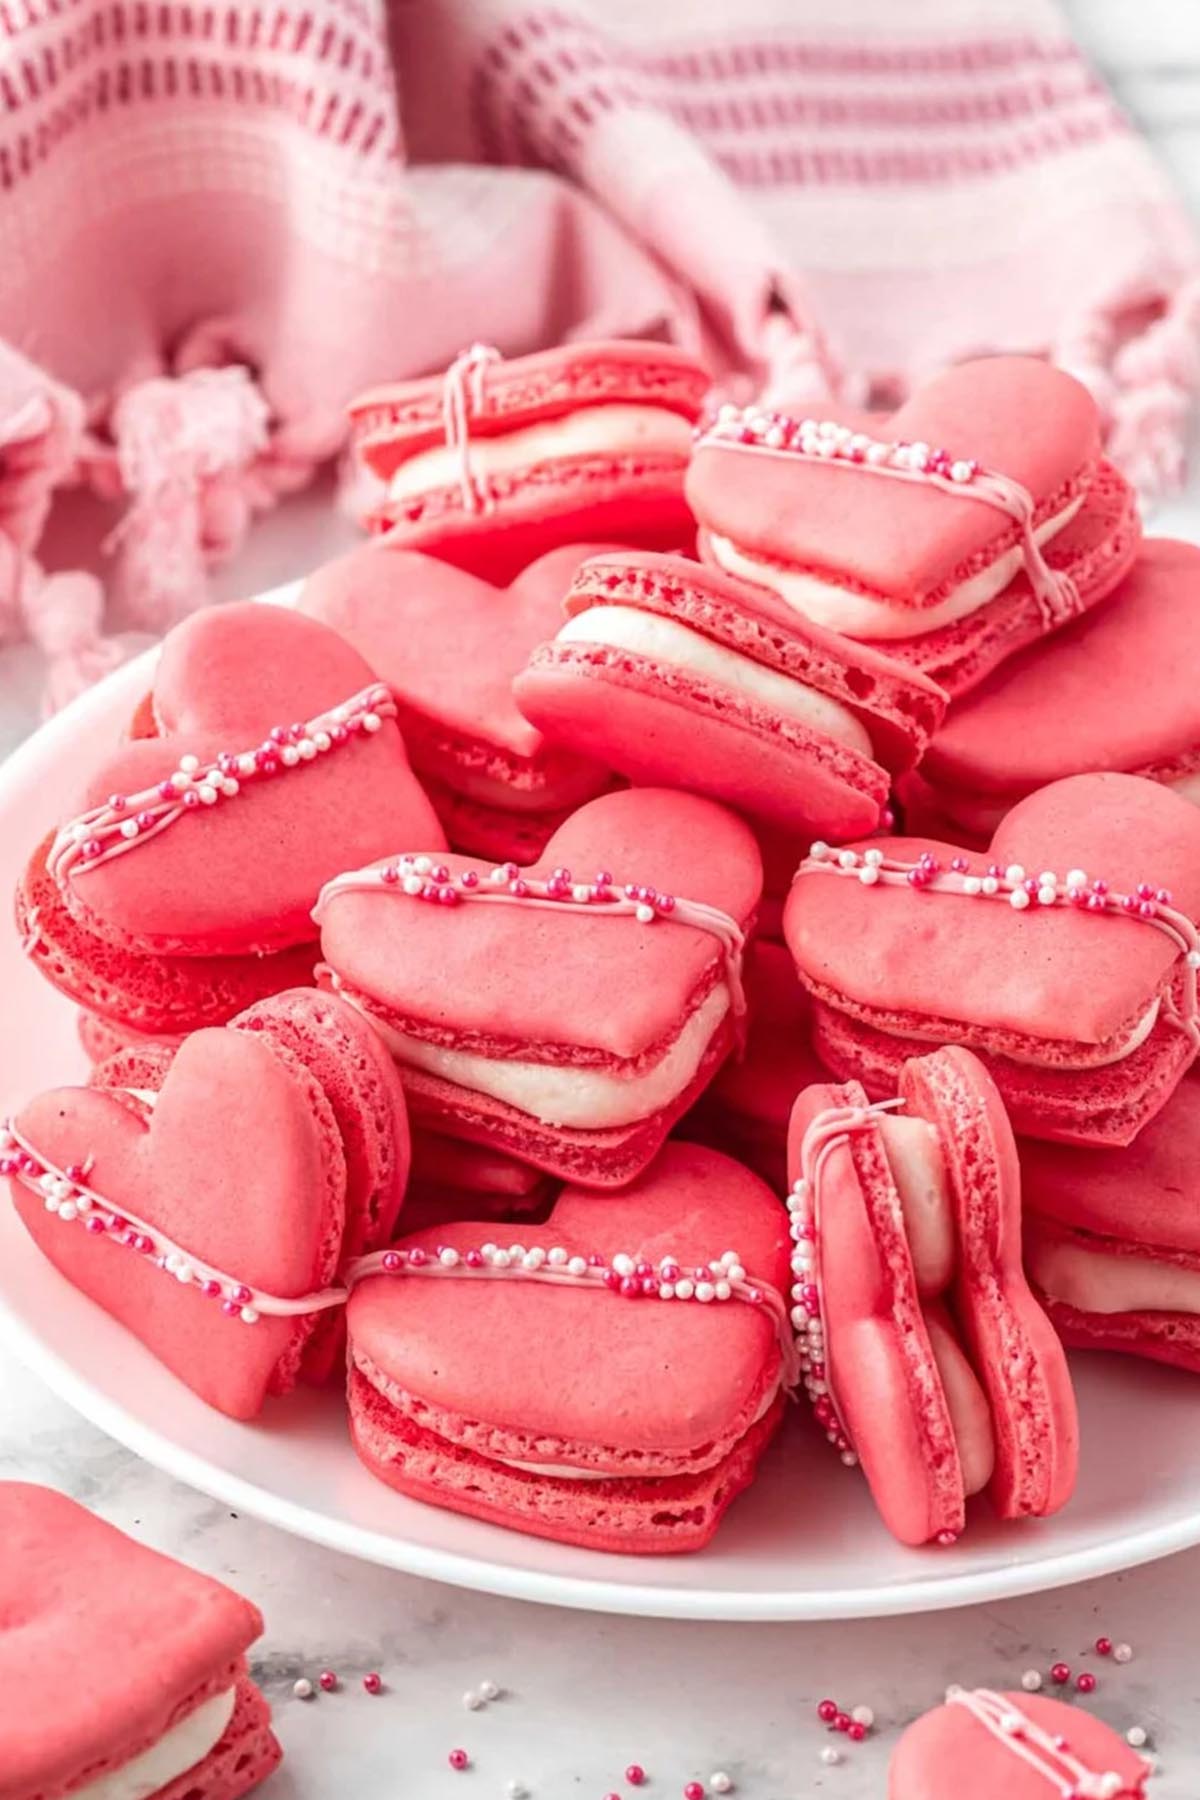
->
(4, 619), (1200, 1620)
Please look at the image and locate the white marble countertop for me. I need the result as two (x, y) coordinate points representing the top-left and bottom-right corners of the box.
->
(3, 4), (1200, 1797)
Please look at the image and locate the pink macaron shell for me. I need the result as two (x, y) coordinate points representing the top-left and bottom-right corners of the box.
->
(686, 358), (1099, 608)
(899, 1047), (1077, 1521)
(347, 1142), (788, 1473)
(318, 787), (761, 1062)
(78, 1008), (185, 1063)
(787, 1076), (966, 1547)
(8, 1028), (346, 1419)
(808, 989), (1195, 1148)
(52, 604), (445, 956)
(409, 1129), (549, 1198)
(888, 1690), (1149, 1799)
(922, 539), (1200, 800)
(0, 1484), (273, 1800)
(785, 774), (1200, 1055)
(19, 833), (320, 1034)
(297, 540), (618, 811)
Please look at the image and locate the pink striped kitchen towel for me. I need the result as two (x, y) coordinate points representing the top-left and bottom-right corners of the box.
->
(1, 0), (1196, 707)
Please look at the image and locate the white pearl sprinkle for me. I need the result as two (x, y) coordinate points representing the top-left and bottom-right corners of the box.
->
(240, 1307), (260, 1325)
(221, 777), (240, 797)
(479, 1679), (501, 1700)
(174, 1262), (193, 1284)
(463, 1689), (484, 1710)
(659, 1283), (675, 1301)
(863, 848), (884, 867)
(1066, 868), (1088, 887)
(198, 784), (219, 805)
(237, 753), (257, 777)
(279, 745), (300, 768)
(809, 841), (830, 860)
(950, 460), (974, 483)
(567, 1256), (587, 1277)
(1021, 1669), (1042, 1692)
(439, 1248), (460, 1268)
(1113, 1642), (1133, 1664)
(292, 1678), (314, 1700)
(58, 1201), (78, 1223)
(612, 1253), (635, 1276)
(676, 1278), (695, 1300)
(1188, 951), (1200, 971)
(523, 1247), (546, 1270)
(414, 856), (433, 875)
(820, 1746), (841, 1766)
(179, 753), (200, 774)
(120, 819), (140, 839)
(981, 875), (999, 895)
(1005, 864), (1025, 884)
(313, 731), (332, 753)
(491, 1250), (511, 1269)
(851, 1705), (874, 1728)
(1010, 888), (1031, 910)
(710, 1776), (733, 1795)
(1125, 1726), (1147, 1748)
(297, 738), (317, 760)
(1000, 1712), (1022, 1735)
(547, 1247), (568, 1266)
(170, 770), (191, 793)
(858, 866), (880, 886)
(635, 903), (655, 923)
(572, 884), (591, 902)
(506, 1784), (529, 1800)
(837, 850), (858, 869)
(402, 875), (424, 896)
(362, 712), (383, 732)
(1037, 885), (1057, 906)
(696, 1281), (715, 1303)
(44, 1194), (60, 1214)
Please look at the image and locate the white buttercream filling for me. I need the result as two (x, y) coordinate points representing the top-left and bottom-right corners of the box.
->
(493, 1381), (783, 1480)
(388, 404), (694, 501)
(886, 997), (1161, 1070)
(707, 494), (1082, 640)
(72, 1688), (236, 1800)
(1029, 1237), (1200, 1317)
(1169, 770), (1200, 805)
(877, 1114), (956, 1295)
(358, 983), (731, 1128)
(556, 605), (874, 756)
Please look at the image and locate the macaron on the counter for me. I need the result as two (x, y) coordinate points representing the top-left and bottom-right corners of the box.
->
(514, 549), (946, 839)
(345, 1141), (793, 1553)
(888, 1687), (1150, 1799)
(685, 357), (1139, 698)
(785, 773), (1200, 1147)
(350, 339), (709, 577)
(787, 1047), (1077, 1547)
(0, 1482), (281, 1800)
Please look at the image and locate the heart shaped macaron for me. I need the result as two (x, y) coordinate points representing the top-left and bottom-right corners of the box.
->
(317, 787), (762, 1186)
(351, 339), (708, 578)
(346, 1140), (792, 1553)
(4, 990), (410, 1418)
(686, 357), (1138, 696)
(786, 772), (1200, 1145)
(912, 539), (1200, 839)
(889, 1689), (1150, 1799)
(36, 602), (444, 957)
(298, 540), (616, 859)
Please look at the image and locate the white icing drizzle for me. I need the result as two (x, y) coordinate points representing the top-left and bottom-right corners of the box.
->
(945, 1687), (1145, 1798)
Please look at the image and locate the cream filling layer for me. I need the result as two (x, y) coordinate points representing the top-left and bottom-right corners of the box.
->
(73, 1688), (236, 1800)
(355, 983), (731, 1128)
(388, 404), (694, 501)
(876, 1113), (993, 1490)
(556, 605), (874, 756)
(707, 494), (1082, 640)
(1029, 1237), (1200, 1317)
(885, 997), (1161, 1070)
(494, 1381), (783, 1480)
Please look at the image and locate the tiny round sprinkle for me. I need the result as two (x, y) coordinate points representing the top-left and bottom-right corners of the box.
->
(710, 1778), (733, 1796)
(464, 1690), (484, 1711)
(1022, 1670), (1043, 1692)
(684, 1786), (704, 1800)
(851, 1705), (874, 1728)
(292, 1678), (314, 1700)
(479, 1679), (501, 1700)
(1126, 1727), (1148, 1748)
(1113, 1643), (1133, 1663)
(449, 1749), (470, 1772)
(820, 1747), (841, 1767)
(833, 1712), (851, 1733)
(1050, 1663), (1071, 1685)
(363, 1672), (383, 1695)
(318, 1670), (338, 1692)
(848, 1723), (866, 1743)
(817, 1699), (838, 1723)
(506, 1785), (529, 1800)
(626, 1767), (647, 1787)
(1076, 1673), (1097, 1694)
(1095, 1636), (1113, 1656)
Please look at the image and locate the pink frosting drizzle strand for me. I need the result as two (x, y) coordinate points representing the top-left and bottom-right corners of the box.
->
(795, 843), (1200, 1047)
(945, 1687), (1148, 1798)
(696, 405), (1083, 631)
(0, 1120), (796, 1381)
(48, 681), (398, 883)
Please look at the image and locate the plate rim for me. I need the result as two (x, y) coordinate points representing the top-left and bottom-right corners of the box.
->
(4, 605), (1200, 1620)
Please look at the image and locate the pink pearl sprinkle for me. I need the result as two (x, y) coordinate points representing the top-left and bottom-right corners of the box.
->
(1076, 1673), (1096, 1694)
(221, 1300), (241, 1316)
(109, 794), (127, 811)
(460, 869), (479, 888)
(439, 887), (461, 906)
(1095, 1636), (1113, 1656)
(363, 1672), (383, 1694)
(136, 811), (156, 830)
(626, 1767), (647, 1788)
(183, 791), (201, 808)
(619, 1275), (639, 1297)
(848, 1722), (867, 1742)
(684, 1785), (705, 1799)
(409, 1248), (428, 1268)
(82, 838), (103, 858)
(319, 1669), (338, 1691)
(382, 1252), (402, 1273)
(817, 1700), (838, 1723)
(465, 1249), (484, 1269)
(85, 1217), (106, 1234)
(232, 1285), (252, 1305)
(834, 1712), (851, 1733)
(1050, 1663), (1071, 1685)
(381, 865), (399, 885)
(201, 1279), (222, 1298)
(449, 1749), (469, 1771)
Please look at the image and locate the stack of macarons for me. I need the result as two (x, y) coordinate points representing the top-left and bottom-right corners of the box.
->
(7, 332), (1200, 1559)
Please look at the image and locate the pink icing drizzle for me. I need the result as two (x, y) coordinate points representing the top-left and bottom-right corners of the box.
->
(945, 1687), (1146, 1798)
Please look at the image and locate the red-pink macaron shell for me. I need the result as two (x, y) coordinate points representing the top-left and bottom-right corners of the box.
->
(686, 358), (1099, 607)
(922, 539), (1200, 800)
(888, 1690), (1148, 1799)
(8, 1027), (346, 1419)
(785, 774), (1200, 1054)
(52, 603), (445, 956)
(0, 1483), (272, 1800)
